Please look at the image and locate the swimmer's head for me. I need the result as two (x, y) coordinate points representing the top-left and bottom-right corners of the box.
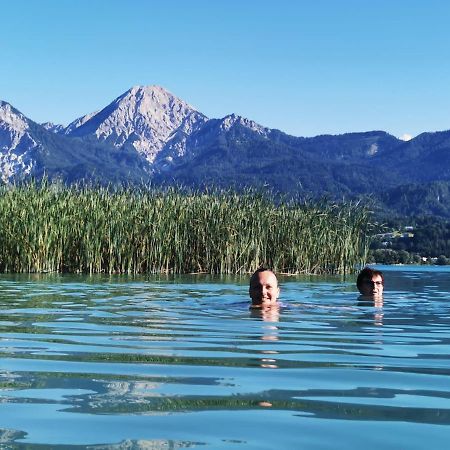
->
(357, 267), (384, 299)
(249, 268), (280, 308)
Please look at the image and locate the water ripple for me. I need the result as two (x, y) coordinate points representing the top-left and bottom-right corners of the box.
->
(0, 270), (450, 448)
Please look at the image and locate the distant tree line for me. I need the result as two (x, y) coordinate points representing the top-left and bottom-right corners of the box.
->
(369, 216), (450, 265)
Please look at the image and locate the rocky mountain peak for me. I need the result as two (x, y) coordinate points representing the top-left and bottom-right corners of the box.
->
(65, 85), (208, 163)
(0, 102), (38, 183)
(41, 122), (65, 134)
(0, 101), (29, 133)
(220, 113), (269, 136)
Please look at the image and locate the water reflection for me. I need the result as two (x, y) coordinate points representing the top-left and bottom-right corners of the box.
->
(251, 306), (280, 371)
(249, 305), (280, 323)
(1, 269), (450, 448)
(249, 306), (281, 408)
(0, 427), (200, 449)
(357, 296), (384, 326)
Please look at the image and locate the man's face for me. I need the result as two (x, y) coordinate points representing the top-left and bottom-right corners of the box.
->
(249, 271), (280, 307)
(359, 274), (384, 298)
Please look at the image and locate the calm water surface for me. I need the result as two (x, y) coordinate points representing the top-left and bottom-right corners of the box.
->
(0, 266), (450, 449)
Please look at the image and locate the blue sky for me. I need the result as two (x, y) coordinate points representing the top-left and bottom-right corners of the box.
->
(2, 0), (450, 139)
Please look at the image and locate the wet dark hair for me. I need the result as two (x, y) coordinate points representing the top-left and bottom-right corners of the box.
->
(251, 267), (272, 276)
(249, 267), (277, 285)
(356, 267), (384, 290)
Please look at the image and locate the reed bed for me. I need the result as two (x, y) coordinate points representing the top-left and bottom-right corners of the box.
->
(0, 182), (371, 274)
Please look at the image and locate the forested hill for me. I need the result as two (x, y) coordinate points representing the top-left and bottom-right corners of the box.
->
(376, 181), (450, 218)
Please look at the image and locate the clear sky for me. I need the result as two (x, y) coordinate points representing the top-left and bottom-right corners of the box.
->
(2, 0), (450, 139)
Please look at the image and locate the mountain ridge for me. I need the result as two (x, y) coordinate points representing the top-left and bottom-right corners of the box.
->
(2, 85), (450, 218)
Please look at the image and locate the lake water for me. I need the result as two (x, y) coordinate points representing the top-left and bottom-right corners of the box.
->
(0, 265), (450, 449)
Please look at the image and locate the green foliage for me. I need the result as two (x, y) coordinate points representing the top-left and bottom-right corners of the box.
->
(371, 215), (450, 258)
(436, 255), (449, 265)
(378, 181), (450, 219)
(369, 249), (422, 265)
(0, 182), (371, 274)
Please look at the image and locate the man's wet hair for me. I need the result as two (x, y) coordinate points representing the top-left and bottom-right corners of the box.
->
(251, 267), (272, 276)
(249, 267), (276, 284)
(356, 267), (384, 290)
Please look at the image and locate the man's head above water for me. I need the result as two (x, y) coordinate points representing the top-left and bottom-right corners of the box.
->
(357, 267), (384, 298)
(249, 268), (280, 308)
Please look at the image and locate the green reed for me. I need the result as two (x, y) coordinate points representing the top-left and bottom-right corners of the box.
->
(0, 182), (371, 274)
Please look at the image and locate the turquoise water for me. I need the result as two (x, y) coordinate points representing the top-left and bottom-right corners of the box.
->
(0, 266), (450, 449)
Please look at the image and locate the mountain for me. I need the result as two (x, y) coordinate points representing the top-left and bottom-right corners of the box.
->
(0, 101), (44, 182)
(375, 129), (450, 182)
(41, 122), (65, 134)
(377, 181), (450, 218)
(154, 114), (402, 196)
(154, 114), (274, 169)
(0, 101), (148, 184)
(64, 85), (208, 163)
(2, 85), (450, 218)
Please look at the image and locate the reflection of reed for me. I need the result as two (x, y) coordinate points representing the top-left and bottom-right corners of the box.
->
(64, 392), (450, 425)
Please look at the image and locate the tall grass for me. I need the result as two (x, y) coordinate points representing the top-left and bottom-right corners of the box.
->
(0, 182), (371, 274)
